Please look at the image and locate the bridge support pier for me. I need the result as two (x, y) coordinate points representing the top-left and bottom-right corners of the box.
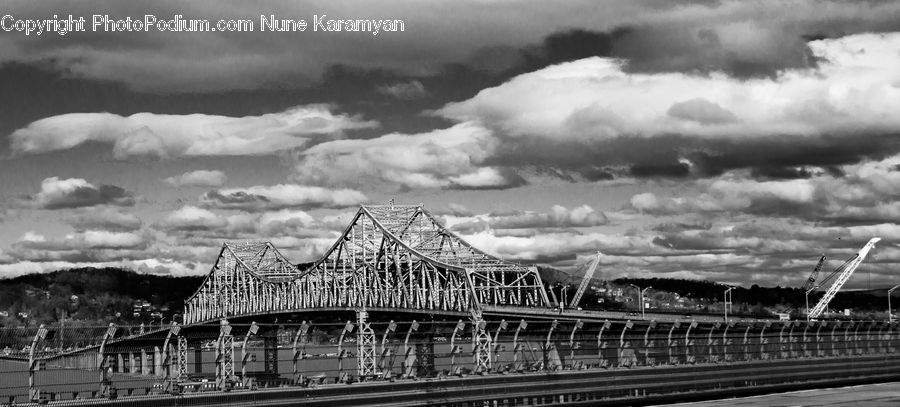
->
(356, 310), (379, 380)
(470, 310), (492, 374)
(177, 335), (187, 378)
(215, 319), (235, 391)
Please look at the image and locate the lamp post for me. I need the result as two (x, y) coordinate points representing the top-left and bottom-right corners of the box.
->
(723, 287), (734, 323)
(629, 284), (651, 320)
(889, 284), (900, 322)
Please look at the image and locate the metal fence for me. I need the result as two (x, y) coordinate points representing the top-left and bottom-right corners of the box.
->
(1, 318), (896, 404)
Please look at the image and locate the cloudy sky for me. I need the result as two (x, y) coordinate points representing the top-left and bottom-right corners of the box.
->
(2, 0), (900, 289)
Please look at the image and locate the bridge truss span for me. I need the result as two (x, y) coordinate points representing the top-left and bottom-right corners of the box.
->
(184, 204), (551, 324)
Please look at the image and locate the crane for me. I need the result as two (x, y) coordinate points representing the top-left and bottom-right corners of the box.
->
(803, 254), (826, 292)
(807, 237), (881, 319)
(569, 252), (602, 309)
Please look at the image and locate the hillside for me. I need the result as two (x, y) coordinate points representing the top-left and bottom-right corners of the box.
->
(0, 268), (204, 327)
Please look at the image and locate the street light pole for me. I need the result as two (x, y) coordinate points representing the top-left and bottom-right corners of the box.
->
(628, 284), (651, 320)
(723, 287), (734, 323)
(641, 286), (652, 320)
(889, 284), (900, 322)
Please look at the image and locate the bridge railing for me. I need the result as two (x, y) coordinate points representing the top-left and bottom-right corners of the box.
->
(1, 319), (897, 404)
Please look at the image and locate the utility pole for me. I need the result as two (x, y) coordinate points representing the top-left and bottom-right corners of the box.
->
(889, 284), (900, 322)
(724, 287), (734, 323)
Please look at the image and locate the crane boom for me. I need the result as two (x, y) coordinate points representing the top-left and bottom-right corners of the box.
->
(569, 252), (602, 309)
(808, 237), (881, 319)
(804, 254), (826, 292)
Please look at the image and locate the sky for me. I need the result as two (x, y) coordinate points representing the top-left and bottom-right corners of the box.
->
(1, 0), (900, 289)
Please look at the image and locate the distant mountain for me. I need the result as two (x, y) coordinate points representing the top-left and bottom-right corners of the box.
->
(0, 268), (204, 327)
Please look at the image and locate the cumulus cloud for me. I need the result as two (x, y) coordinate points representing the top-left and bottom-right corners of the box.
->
(164, 170), (227, 187)
(158, 206), (227, 232)
(28, 177), (134, 209)
(10, 104), (377, 158)
(293, 122), (521, 189)
(447, 205), (608, 233)
(199, 184), (368, 211)
(157, 205), (332, 239)
(439, 33), (900, 142)
(630, 153), (900, 223)
(376, 80), (428, 100)
(7, 230), (147, 263)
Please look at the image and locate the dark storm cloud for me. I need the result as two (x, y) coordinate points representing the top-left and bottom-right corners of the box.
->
(481, 132), (900, 184)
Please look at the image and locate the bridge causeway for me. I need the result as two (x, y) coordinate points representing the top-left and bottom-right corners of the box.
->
(2, 204), (898, 405)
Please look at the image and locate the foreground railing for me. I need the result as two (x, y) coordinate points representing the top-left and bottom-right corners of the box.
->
(1, 318), (897, 404)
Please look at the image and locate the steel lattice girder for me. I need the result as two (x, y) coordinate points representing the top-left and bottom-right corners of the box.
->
(183, 205), (551, 324)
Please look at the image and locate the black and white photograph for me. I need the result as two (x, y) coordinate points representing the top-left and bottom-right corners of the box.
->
(2, 1), (900, 405)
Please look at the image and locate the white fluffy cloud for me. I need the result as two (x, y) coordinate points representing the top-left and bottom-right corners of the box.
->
(200, 184), (368, 211)
(164, 170), (227, 187)
(438, 33), (900, 141)
(30, 177), (134, 209)
(293, 122), (515, 189)
(158, 206), (226, 231)
(11, 104), (377, 158)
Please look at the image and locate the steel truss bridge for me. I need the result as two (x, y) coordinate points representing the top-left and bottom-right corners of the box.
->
(2, 204), (899, 406)
(183, 204), (550, 324)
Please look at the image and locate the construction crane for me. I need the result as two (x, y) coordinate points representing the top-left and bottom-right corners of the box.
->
(569, 252), (602, 309)
(803, 254), (826, 292)
(808, 237), (881, 319)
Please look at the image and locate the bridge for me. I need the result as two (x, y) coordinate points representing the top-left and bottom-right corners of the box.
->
(183, 204), (550, 324)
(2, 204), (899, 406)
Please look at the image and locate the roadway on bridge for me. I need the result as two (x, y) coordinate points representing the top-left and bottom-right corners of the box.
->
(665, 381), (900, 406)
